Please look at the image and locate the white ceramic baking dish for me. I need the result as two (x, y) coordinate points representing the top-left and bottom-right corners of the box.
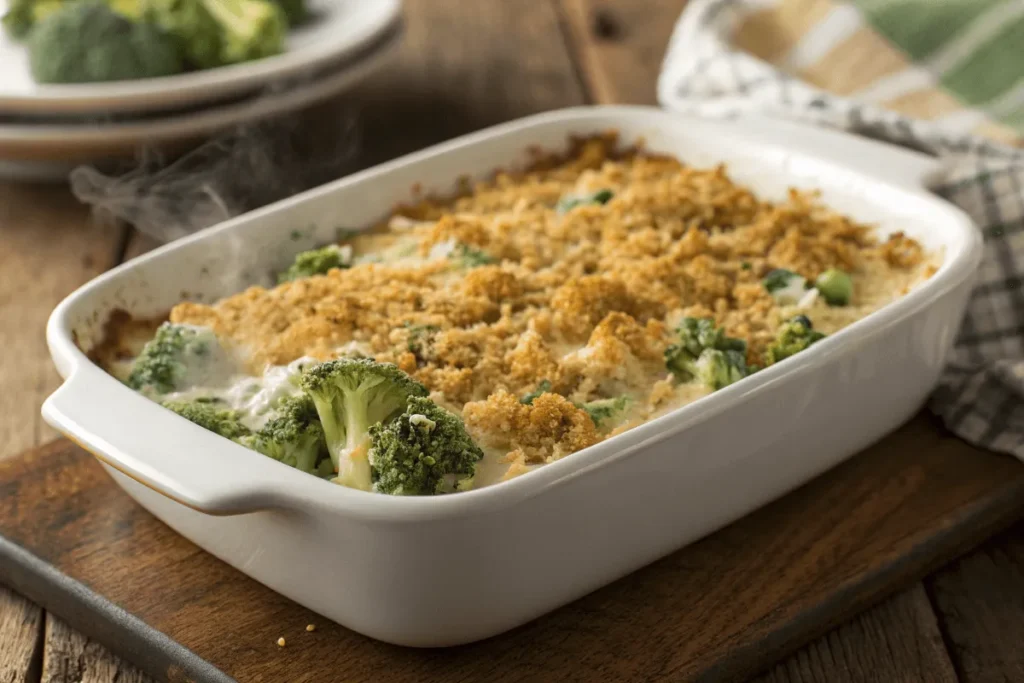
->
(42, 106), (981, 648)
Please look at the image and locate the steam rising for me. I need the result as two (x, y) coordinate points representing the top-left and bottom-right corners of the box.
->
(68, 109), (362, 244)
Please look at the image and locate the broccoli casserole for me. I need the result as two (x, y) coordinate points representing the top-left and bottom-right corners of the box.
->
(103, 134), (938, 495)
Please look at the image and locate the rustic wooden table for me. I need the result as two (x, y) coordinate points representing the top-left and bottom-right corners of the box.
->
(1, 1), (1023, 681)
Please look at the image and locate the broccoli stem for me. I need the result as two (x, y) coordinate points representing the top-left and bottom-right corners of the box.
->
(336, 438), (372, 491)
(312, 393), (373, 490)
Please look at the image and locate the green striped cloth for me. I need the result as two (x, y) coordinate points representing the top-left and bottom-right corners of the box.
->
(857, 0), (1024, 129)
(723, 0), (1024, 143)
(658, 0), (1024, 459)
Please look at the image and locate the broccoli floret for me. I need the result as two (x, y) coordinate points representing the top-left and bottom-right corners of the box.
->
(579, 396), (629, 427)
(814, 268), (853, 306)
(299, 358), (429, 491)
(665, 317), (749, 390)
(243, 394), (326, 473)
(277, 244), (352, 283)
(108, 0), (143, 18)
(668, 317), (743, 358)
(765, 315), (827, 365)
(162, 398), (252, 440)
(368, 396), (484, 495)
(762, 268), (810, 305)
(520, 380), (553, 405)
(142, 0), (220, 68)
(27, 2), (183, 84)
(202, 0), (286, 64)
(665, 342), (695, 379)
(270, 0), (303, 25)
(1, 0), (62, 37)
(144, 0), (286, 69)
(1, 0), (34, 38)
(2, 0), (142, 35)
(556, 189), (614, 214)
(127, 323), (224, 395)
(692, 349), (748, 390)
(453, 243), (496, 268)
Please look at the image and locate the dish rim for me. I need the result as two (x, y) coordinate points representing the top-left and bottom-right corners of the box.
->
(42, 105), (982, 523)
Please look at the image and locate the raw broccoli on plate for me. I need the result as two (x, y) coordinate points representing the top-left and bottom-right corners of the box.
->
(28, 2), (183, 84)
(3, 0), (302, 84)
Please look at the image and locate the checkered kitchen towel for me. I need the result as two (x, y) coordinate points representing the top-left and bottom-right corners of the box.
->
(657, 0), (1024, 458)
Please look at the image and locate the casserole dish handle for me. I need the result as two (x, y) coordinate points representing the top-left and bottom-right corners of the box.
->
(42, 367), (296, 516)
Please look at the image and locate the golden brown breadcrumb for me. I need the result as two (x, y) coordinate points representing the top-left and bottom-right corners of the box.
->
(877, 231), (926, 268)
(462, 390), (599, 463)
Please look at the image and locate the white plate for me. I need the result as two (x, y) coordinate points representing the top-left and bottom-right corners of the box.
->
(0, 0), (401, 116)
(0, 22), (400, 182)
(42, 107), (982, 647)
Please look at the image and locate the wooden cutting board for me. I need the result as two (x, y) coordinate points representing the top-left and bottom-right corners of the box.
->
(1, 413), (1023, 683)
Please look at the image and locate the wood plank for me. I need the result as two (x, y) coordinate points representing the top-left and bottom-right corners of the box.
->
(927, 522), (1024, 683)
(351, 0), (588, 164)
(0, 415), (1020, 683)
(0, 183), (127, 460)
(41, 617), (151, 683)
(752, 584), (957, 683)
(559, 0), (688, 104)
(0, 585), (43, 683)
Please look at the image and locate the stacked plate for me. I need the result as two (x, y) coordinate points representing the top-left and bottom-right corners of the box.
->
(0, 0), (403, 181)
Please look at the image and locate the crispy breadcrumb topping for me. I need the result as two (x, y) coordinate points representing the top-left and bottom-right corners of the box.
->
(164, 134), (934, 478)
(462, 391), (599, 464)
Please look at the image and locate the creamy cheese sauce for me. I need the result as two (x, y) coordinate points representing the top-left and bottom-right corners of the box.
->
(160, 355), (314, 430)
